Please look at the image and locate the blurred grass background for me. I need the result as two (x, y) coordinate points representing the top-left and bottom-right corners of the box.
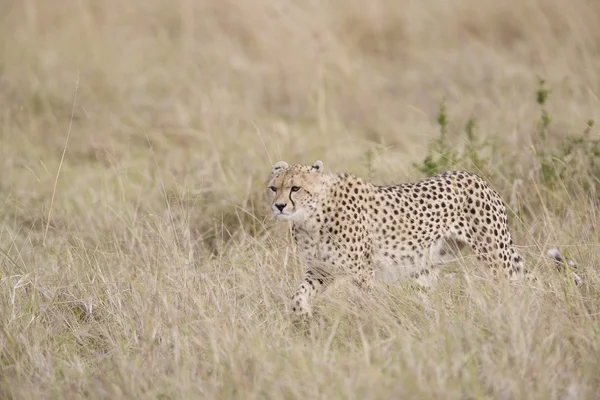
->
(1, 0), (600, 398)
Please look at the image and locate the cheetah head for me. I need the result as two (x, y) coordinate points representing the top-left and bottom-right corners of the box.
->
(266, 160), (324, 222)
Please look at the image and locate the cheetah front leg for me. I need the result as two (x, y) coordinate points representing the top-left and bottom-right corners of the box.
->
(407, 238), (463, 288)
(346, 242), (375, 294)
(352, 268), (375, 293)
(290, 267), (332, 319)
(291, 248), (374, 318)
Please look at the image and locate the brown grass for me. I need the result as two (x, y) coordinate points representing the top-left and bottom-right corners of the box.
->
(1, 0), (600, 398)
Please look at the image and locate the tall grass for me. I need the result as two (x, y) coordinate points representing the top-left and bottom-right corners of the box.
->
(1, 0), (599, 398)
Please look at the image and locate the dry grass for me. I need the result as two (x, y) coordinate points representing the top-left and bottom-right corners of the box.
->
(1, 0), (600, 398)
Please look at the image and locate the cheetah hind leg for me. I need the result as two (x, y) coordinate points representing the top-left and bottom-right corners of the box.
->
(412, 237), (466, 288)
(410, 267), (440, 289)
(502, 247), (582, 286)
(429, 233), (540, 286)
(498, 243), (544, 285)
(511, 246), (541, 284)
(461, 232), (537, 284)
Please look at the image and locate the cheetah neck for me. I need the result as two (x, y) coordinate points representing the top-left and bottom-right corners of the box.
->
(291, 172), (372, 234)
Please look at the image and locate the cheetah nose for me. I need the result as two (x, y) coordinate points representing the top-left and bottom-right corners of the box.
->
(275, 203), (286, 212)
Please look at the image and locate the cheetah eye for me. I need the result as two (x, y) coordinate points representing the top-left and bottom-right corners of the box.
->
(269, 186), (277, 192)
(291, 186), (301, 192)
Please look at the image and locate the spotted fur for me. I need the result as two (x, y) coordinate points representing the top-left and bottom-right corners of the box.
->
(267, 160), (533, 318)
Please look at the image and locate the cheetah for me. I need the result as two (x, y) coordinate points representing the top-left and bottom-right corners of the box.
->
(266, 160), (533, 318)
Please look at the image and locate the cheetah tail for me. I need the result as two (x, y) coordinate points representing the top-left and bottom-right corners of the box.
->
(547, 248), (583, 286)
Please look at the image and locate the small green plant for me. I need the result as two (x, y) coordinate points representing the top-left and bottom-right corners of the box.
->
(414, 79), (598, 199)
(365, 146), (377, 181)
(536, 77), (552, 141)
(463, 117), (491, 172)
(553, 120), (599, 194)
(414, 99), (457, 176)
(533, 78), (599, 195)
(414, 100), (490, 176)
(533, 77), (560, 185)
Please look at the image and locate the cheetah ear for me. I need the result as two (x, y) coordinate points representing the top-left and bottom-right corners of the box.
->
(311, 160), (323, 172)
(272, 161), (289, 173)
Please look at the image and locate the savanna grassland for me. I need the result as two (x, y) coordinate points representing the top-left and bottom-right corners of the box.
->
(1, 0), (600, 398)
